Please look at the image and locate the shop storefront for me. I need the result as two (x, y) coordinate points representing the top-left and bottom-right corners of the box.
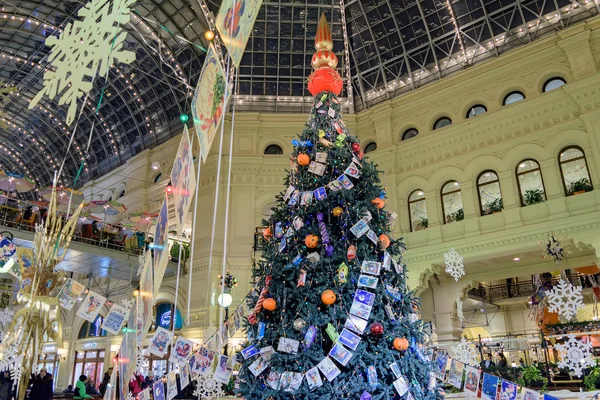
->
(37, 344), (60, 390)
(73, 348), (105, 388)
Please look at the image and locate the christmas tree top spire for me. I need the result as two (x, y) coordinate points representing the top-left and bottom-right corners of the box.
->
(308, 13), (343, 96)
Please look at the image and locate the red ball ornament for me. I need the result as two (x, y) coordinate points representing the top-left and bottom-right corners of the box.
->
(370, 322), (384, 336)
(352, 143), (361, 153)
(307, 68), (343, 96)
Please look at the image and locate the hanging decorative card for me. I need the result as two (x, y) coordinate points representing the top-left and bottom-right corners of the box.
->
(390, 362), (401, 379)
(344, 163), (360, 178)
(139, 253), (154, 333)
(259, 346), (276, 360)
(283, 185), (295, 201)
(215, 0), (263, 67)
(500, 380), (518, 400)
(305, 366), (323, 390)
(446, 359), (464, 389)
(281, 372), (303, 392)
(213, 355), (233, 384)
(434, 351), (449, 380)
(241, 344), (259, 359)
(267, 371), (281, 390)
(288, 190), (300, 206)
(76, 290), (107, 322)
(190, 348), (215, 376)
(345, 315), (368, 334)
(57, 278), (86, 311)
(248, 357), (269, 377)
(101, 303), (129, 335)
(325, 323), (339, 342)
(170, 125), (197, 234)
(522, 388), (541, 400)
(384, 304), (396, 321)
(464, 365), (481, 395)
(337, 174), (354, 190)
(358, 275), (378, 289)
(297, 269), (307, 287)
(350, 289), (375, 320)
(481, 373), (500, 400)
(383, 252), (391, 271)
(153, 197), (170, 295)
(277, 337), (300, 354)
(315, 152), (327, 163)
(118, 329), (137, 399)
(28, 0), (135, 125)
(392, 258), (403, 274)
(16, 247), (34, 277)
(329, 342), (353, 366)
(256, 321), (266, 340)
(138, 389), (150, 400)
(308, 162), (326, 176)
(300, 191), (313, 205)
(148, 327), (173, 357)
(360, 260), (381, 276)
(393, 376), (409, 396)
(169, 336), (195, 365)
(542, 395), (559, 400)
(303, 325), (318, 349)
(166, 370), (178, 400)
(366, 229), (378, 244)
(191, 44), (231, 162)
(179, 363), (190, 389)
(317, 357), (341, 381)
(350, 220), (369, 238)
(338, 328), (361, 350)
(337, 263), (348, 284)
(367, 366), (378, 390)
(153, 380), (165, 400)
(314, 187), (327, 201)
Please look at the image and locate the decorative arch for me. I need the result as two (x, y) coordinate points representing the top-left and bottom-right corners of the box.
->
(535, 65), (572, 93)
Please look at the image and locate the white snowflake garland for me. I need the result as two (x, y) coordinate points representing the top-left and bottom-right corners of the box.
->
(9, 355), (23, 389)
(29, 0), (136, 125)
(444, 248), (464, 282)
(546, 279), (584, 321)
(136, 345), (149, 376)
(450, 338), (479, 367)
(555, 334), (594, 377)
(192, 374), (224, 399)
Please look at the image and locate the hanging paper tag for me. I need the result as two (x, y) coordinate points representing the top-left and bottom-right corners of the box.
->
(337, 263), (349, 284)
(297, 269), (307, 287)
(314, 187), (327, 201)
(303, 325), (317, 349)
(283, 185), (295, 201)
(257, 322), (265, 340)
(275, 222), (283, 238)
(328, 108), (336, 118)
(383, 253), (391, 271)
(316, 152), (328, 163)
(367, 366), (378, 390)
(384, 304), (396, 321)
(326, 323), (339, 342)
(293, 217), (304, 230)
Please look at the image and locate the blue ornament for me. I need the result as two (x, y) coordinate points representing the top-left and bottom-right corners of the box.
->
(360, 391), (372, 400)
(379, 190), (386, 198)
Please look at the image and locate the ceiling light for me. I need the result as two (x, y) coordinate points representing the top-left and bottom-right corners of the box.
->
(151, 161), (161, 170)
(519, 163), (526, 168)
(513, 257), (520, 261)
(204, 30), (215, 41)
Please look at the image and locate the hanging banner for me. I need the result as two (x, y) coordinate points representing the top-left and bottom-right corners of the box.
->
(522, 387), (541, 400)
(464, 365), (481, 396)
(170, 125), (197, 234)
(500, 380), (518, 400)
(57, 278), (86, 310)
(153, 197), (170, 295)
(139, 252), (154, 333)
(481, 373), (500, 400)
(215, 0), (263, 68)
(191, 44), (231, 163)
(446, 359), (464, 389)
(76, 290), (107, 322)
(0, 235), (16, 273)
(101, 303), (130, 335)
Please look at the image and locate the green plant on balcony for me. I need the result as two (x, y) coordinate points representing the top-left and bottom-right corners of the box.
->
(455, 208), (464, 221)
(568, 177), (593, 195)
(484, 198), (503, 215)
(517, 365), (548, 391)
(420, 217), (428, 228)
(524, 189), (545, 206)
(170, 242), (190, 263)
(584, 363), (600, 391)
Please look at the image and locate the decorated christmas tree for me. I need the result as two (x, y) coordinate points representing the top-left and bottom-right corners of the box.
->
(236, 14), (441, 400)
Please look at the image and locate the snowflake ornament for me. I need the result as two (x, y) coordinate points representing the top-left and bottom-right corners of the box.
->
(135, 345), (149, 376)
(541, 234), (571, 264)
(192, 374), (224, 399)
(444, 248), (464, 281)
(10, 355), (23, 389)
(450, 338), (479, 367)
(555, 334), (594, 377)
(121, 298), (135, 311)
(546, 279), (584, 321)
(29, 0), (136, 125)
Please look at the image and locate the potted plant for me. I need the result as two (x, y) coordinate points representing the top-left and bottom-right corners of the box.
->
(568, 177), (593, 195)
(420, 217), (428, 229)
(170, 242), (190, 263)
(517, 365), (548, 391)
(484, 198), (503, 215)
(524, 189), (545, 206)
(455, 208), (464, 221)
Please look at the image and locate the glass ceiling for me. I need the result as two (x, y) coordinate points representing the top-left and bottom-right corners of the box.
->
(0, 0), (595, 189)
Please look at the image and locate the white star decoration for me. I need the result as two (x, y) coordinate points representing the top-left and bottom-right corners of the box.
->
(555, 334), (594, 377)
(29, 0), (136, 125)
(444, 248), (464, 281)
(450, 338), (479, 367)
(546, 279), (584, 321)
(192, 374), (224, 399)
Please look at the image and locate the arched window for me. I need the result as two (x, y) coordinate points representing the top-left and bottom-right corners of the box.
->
(408, 190), (427, 232)
(477, 171), (503, 215)
(264, 144), (283, 155)
(516, 159), (547, 206)
(441, 181), (464, 224)
(119, 189), (126, 198)
(402, 128), (419, 141)
(543, 77), (566, 92)
(503, 91), (525, 105)
(78, 315), (107, 339)
(155, 302), (183, 330)
(364, 142), (377, 153)
(433, 117), (452, 130)
(559, 146), (593, 195)
(153, 173), (162, 183)
(466, 104), (487, 118)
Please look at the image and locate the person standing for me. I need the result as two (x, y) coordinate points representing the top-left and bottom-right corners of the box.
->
(0, 371), (13, 400)
(497, 352), (508, 368)
(29, 369), (53, 400)
(73, 375), (91, 400)
(481, 353), (495, 369)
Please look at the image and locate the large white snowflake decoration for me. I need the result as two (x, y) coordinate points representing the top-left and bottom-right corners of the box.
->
(546, 279), (584, 321)
(450, 338), (479, 366)
(444, 248), (464, 281)
(135, 345), (148, 376)
(192, 374), (224, 399)
(555, 334), (594, 377)
(29, 0), (136, 125)
(10, 355), (23, 389)
(540, 233), (571, 264)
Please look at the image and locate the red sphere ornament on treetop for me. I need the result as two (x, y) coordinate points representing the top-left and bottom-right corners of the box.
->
(306, 14), (343, 96)
(370, 322), (384, 336)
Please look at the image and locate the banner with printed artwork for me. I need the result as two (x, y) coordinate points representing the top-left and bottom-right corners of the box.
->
(191, 44), (231, 163)
(500, 380), (518, 400)
(464, 365), (481, 395)
(15, 247), (34, 282)
(215, 0), (263, 67)
(522, 387), (541, 400)
(58, 278), (86, 310)
(101, 303), (130, 335)
(76, 290), (107, 322)
(139, 251), (154, 333)
(170, 126), (196, 234)
(481, 373), (500, 400)
(153, 197), (170, 295)
(446, 358), (464, 389)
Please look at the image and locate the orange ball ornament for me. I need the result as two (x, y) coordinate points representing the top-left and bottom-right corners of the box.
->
(263, 227), (272, 238)
(372, 198), (385, 209)
(297, 153), (310, 166)
(305, 234), (319, 248)
(263, 298), (276, 311)
(321, 289), (336, 305)
(379, 234), (391, 248)
(393, 337), (409, 351)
